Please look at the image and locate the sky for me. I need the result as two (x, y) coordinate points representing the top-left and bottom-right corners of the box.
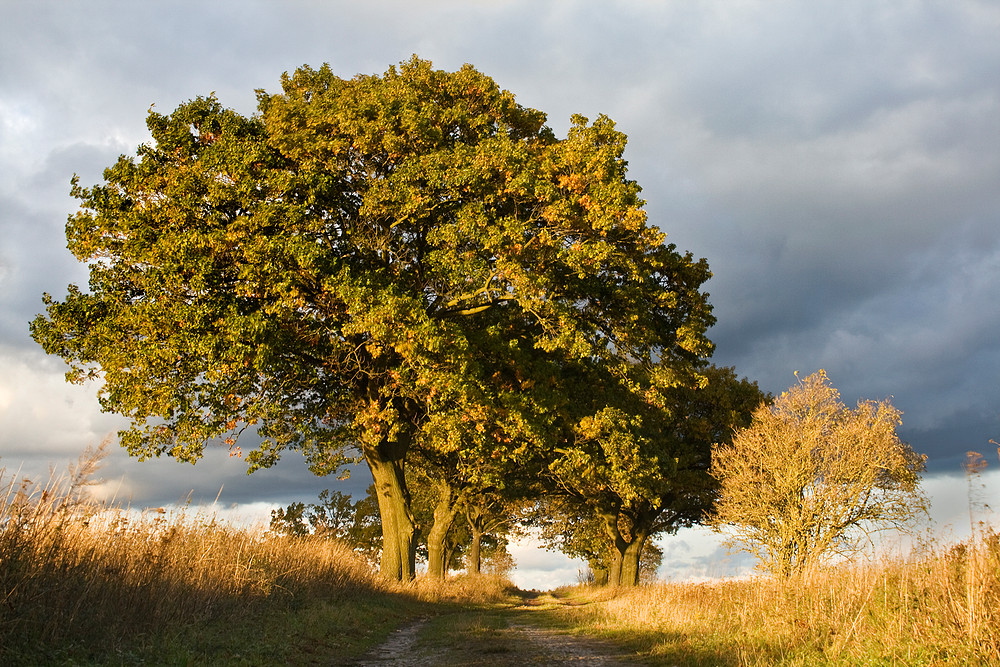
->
(2, 0), (1000, 589)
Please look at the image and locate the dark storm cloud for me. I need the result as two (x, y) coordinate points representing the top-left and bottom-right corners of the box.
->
(589, 2), (1000, 472)
(0, 141), (128, 346)
(92, 450), (372, 510)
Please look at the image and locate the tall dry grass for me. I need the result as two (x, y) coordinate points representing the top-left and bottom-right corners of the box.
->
(405, 571), (518, 604)
(0, 453), (388, 661)
(0, 445), (519, 663)
(560, 535), (1000, 665)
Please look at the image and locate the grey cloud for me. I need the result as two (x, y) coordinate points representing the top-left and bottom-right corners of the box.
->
(0, 349), (359, 510)
(2, 1), (999, 582)
(666, 2), (1000, 141)
(5, 443), (365, 512)
(636, 21), (1000, 466)
(96, 449), (370, 509)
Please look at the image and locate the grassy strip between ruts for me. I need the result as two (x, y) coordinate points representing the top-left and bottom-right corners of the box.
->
(410, 603), (525, 662)
(405, 595), (643, 665)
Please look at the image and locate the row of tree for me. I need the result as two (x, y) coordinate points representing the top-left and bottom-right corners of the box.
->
(269, 482), (515, 577)
(31, 57), (926, 585)
(269, 363), (765, 584)
(271, 367), (926, 583)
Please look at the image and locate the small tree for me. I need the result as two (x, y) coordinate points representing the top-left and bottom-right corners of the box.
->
(544, 364), (765, 586)
(534, 496), (663, 586)
(270, 486), (382, 564)
(709, 370), (926, 577)
(463, 492), (516, 575)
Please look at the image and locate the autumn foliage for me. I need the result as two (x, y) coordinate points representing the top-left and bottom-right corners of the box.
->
(710, 370), (926, 577)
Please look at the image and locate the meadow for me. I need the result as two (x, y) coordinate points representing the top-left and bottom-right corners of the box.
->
(0, 449), (510, 665)
(3, 447), (998, 665)
(544, 536), (1000, 665)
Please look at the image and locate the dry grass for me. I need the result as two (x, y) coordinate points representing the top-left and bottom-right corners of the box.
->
(551, 535), (1000, 665)
(405, 571), (520, 605)
(0, 448), (521, 664)
(0, 460), (377, 663)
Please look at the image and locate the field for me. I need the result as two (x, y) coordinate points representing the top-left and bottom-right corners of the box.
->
(0, 457), (512, 664)
(544, 539), (1000, 665)
(3, 454), (999, 665)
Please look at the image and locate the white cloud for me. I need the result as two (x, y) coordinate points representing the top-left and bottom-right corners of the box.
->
(508, 533), (588, 590)
(0, 347), (125, 461)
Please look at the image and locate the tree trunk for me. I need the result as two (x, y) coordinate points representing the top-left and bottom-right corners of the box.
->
(444, 544), (456, 574)
(619, 532), (649, 587)
(467, 520), (483, 575)
(426, 481), (462, 580)
(600, 510), (627, 587)
(367, 452), (417, 582)
(599, 510), (654, 587)
(588, 558), (609, 586)
(607, 549), (624, 586)
(466, 500), (492, 575)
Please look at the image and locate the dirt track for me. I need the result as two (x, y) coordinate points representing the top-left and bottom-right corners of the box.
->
(354, 593), (637, 666)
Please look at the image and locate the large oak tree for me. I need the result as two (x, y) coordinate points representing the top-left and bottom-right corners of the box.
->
(31, 57), (715, 581)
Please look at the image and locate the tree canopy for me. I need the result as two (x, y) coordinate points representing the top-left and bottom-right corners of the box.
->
(709, 370), (926, 577)
(541, 364), (766, 585)
(31, 57), (716, 581)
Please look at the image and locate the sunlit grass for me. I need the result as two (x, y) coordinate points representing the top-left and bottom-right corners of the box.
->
(0, 448), (515, 664)
(0, 472), (367, 661)
(546, 535), (1000, 665)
